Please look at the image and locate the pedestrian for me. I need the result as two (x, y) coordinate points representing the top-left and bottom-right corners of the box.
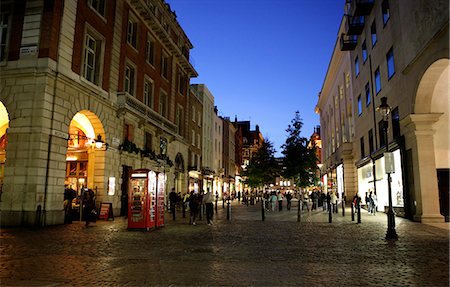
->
(64, 185), (76, 224)
(82, 188), (96, 227)
(277, 191), (283, 211)
(169, 188), (177, 216)
(286, 192), (292, 211)
(330, 191), (338, 213)
(188, 191), (200, 225)
(270, 192), (277, 212)
(203, 188), (214, 225)
(371, 191), (378, 215)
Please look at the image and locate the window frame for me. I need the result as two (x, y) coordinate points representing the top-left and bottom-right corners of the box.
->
(365, 82), (371, 106)
(357, 94), (363, 116)
(371, 20), (377, 47)
(126, 14), (138, 49)
(0, 7), (11, 62)
(82, 26), (105, 86)
(386, 47), (395, 80)
(145, 33), (156, 66)
(382, 0), (391, 26)
(143, 76), (154, 109)
(355, 56), (360, 77)
(362, 40), (368, 63)
(374, 67), (382, 94)
(88, 0), (106, 18)
(159, 90), (168, 118)
(124, 61), (136, 96)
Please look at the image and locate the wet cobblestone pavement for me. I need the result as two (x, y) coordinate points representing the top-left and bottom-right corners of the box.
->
(1, 200), (449, 286)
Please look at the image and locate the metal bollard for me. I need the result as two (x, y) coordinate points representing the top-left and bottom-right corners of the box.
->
(199, 204), (202, 221)
(351, 203), (355, 221)
(227, 201), (231, 221)
(328, 201), (332, 223)
(297, 200), (301, 222)
(261, 199), (265, 221)
(342, 199), (345, 217)
(172, 206), (176, 221)
(182, 203), (186, 218)
(357, 202), (361, 224)
(215, 199), (218, 213)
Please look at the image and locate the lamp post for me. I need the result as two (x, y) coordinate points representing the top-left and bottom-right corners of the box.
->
(377, 97), (398, 240)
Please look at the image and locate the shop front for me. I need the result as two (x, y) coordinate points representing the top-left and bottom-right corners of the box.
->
(357, 149), (404, 214)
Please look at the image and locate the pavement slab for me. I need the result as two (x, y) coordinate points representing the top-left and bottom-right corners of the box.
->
(1, 200), (448, 286)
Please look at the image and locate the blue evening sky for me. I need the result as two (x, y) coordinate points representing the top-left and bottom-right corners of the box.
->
(168, 0), (344, 156)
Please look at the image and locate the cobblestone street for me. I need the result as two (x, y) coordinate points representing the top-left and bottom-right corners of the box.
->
(1, 200), (449, 287)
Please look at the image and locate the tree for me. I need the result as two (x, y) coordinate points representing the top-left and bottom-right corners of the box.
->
(243, 138), (280, 189)
(281, 111), (318, 188)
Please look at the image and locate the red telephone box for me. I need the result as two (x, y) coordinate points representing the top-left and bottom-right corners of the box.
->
(128, 169), (166, 230)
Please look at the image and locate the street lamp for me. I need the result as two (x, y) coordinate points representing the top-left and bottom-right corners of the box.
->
(376, 97), (398, 240)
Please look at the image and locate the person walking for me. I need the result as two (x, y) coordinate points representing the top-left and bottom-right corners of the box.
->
(188, 191), (200, 225)
(330, 191), (338, 213)
(64, 185), (76, 224)
(82, 188), (96, 227)
(371, 191), (378, 215)
(203, 188), (214, 225)
(270, 192), (277, 212)
(169, 188), (177, 220)
(286, 192), (292, 211)
(277, 191), (283, 211)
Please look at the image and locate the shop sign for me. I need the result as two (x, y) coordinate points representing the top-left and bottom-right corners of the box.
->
(384, 152), (395, 173)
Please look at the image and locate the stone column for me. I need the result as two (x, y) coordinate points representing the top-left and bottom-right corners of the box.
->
(402, 113), (444, 223)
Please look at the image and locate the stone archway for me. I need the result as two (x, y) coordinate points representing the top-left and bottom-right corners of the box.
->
(403, 58), (449, 222)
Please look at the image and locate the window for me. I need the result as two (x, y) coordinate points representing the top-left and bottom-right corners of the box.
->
(191, 130), (195, 146)
(386, 47), (395, 79)
(176, 106), (183, 135)
(192, 106), (196, 122)
(360, 137), (365, 158)
(197, 111), (201, 126)
(0, 8), (10, 62)
(357, 95), (362, 116)
(391, 107), (400, 139)
(371, 21), (377, 47)
(83, 33), (103, 85)
(355, 56), (360, 76)
(368, 129), (374, 154)
(159, 90), (167, 117)
(374, 67), (381, 94)
(161, 51), (169, 78)
(197, 133), (200, 148)
(124, 63), (136, 96)
(365, 82), (371, 106)
(177, 70), (186, 95)
(124, 123), (134, 141)
(339, 86), (344, 100)
(88, 0), (106, 17)
(145, 34), (155, 65)
(382, 0), (391, 25)
(144, 78), (154, 108)
(362, 40), (368, 63)
(127, 17), (137, 48)
(345, 73), (350, 88)
(145, 132), (152, 151)
(379, 120), (386, 147)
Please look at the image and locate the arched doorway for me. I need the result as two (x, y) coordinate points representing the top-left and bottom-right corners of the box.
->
(0, 101), (9, 198)
(406, 58), (449, 222)
(66, 111), (106, 219)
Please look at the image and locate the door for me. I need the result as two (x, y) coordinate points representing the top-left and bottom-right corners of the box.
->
(437, 169), (449, 222)
(121, 165), (132, 216)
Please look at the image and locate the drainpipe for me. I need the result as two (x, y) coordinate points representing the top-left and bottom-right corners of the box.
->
(42, 1), (64, 226)
(368, 55), (378, 197)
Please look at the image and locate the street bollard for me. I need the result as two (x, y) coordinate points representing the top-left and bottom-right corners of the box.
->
(172, 206), (176, 221)
(357, 202), (361, 224)
(215, 199), (218, 213)
(222, 198), (225, 209)
(342, 199), (345, 217)
(351, 203), (355, 221)
(297, 200), (301, 222)
(199, 204), (202, 221)
(328, 201), (332, 223)
(227, 201), (231, 221)
(182, 203), (186, 218)
(261, 199), (265, 221)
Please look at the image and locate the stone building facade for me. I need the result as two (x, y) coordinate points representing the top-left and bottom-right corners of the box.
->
(0, 0), (197, 226)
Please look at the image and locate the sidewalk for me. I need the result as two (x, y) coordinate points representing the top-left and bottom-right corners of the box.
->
(0, 200), (448, 287)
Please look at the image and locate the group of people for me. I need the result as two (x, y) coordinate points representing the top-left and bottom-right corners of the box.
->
(63, 185), (97, 226)
(170, 188), (216, 226)
(365, 191), (378, 215)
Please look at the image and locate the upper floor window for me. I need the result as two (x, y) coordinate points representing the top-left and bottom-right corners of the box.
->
(360, 136), (365, 158)
(144, 77), (154, 108)
(88, 0), (106, 17)
(124, 63), (136, 96)
(379, 120), (386, 147)
(160, 137), (167, 155)
(357, 95), (362, 116)
(197, 111), (201, 127)
(176, 105), (184, 135)
(192, 106), (196, 122)
(177, 70), (186, 95)
(382, 0), (391, 25)
(124, 123), (134, 141)
(127, 17), (138, 48)
(191, 130), (195, 146)
(0, 8), (11, 62)
(145, 131), (152, 151)
(159, 90), (168, 118)
(371, 21), (377, 47)
(83, 29), (104, 85)
(386, 47), (395, 79)
(362, 40), (368, 63)
(355, 56), (360, 76)
(368, 129), (374, 154)
(161, 51), (169, 79)
(145, 34), (155, 66)
(391, 107), (400, 139)
(365, 82), (371, 106)
(374, 67), (382, 94)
